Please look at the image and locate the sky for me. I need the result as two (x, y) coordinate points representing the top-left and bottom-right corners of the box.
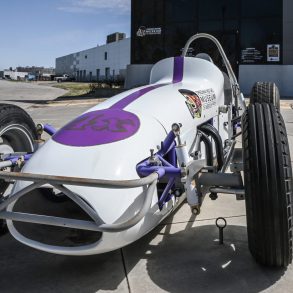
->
(0, 0), (130, 70)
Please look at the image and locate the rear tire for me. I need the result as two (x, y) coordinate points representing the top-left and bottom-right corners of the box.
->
(250, 82), (280, 109)
(0, 104), (37, 235)
(242, 103), (293, 267)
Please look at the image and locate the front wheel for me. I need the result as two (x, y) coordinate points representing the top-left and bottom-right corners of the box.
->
(242, 103), (292, 267)
(0, 104), (37, 235)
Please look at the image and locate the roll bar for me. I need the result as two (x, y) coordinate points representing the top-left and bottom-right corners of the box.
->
(182, 33), (246, 111)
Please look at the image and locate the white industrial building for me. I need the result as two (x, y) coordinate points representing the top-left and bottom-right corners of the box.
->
(3, 70), (28, 80)
(55, 33), (130, 82)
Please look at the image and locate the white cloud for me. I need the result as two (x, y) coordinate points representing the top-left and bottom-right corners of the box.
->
(58, 0), (130, 14)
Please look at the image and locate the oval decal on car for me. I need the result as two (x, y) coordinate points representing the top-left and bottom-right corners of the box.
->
(53, 109), (140, 147)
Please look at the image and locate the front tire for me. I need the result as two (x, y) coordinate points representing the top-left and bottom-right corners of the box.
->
(0, 104), (37, 235)
(242, 103), (292, 267)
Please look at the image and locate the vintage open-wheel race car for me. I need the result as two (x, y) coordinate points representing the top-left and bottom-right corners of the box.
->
(0, 34), (291, 267)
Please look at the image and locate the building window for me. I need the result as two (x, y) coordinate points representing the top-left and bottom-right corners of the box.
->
(85, 55), (87, 59)
(104, 52), (108, 60)
(89, 71), (92, 81)
(105, 67), (110, 80)
(96, 69), (100, 81)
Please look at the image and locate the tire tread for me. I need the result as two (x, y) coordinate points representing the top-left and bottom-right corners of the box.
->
(242, 103), (292, 267)
(250, 82), (280, 109)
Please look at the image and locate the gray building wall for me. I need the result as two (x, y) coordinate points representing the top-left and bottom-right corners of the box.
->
(239, 0), (293, 97)
(239, 65), (293, 97)
(55, 54), (76, 76)
(124, 64), (153, 89)
(55, 38), (130, 81)
(283, 0), (293, 64)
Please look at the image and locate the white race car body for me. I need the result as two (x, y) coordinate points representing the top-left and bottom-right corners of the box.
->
(2, 33), (291, 269)
(7, 56), (229, 255)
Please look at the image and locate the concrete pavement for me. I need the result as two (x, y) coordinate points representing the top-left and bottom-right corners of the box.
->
(0, 82), (293, 292)
(0, 80), (67, 108)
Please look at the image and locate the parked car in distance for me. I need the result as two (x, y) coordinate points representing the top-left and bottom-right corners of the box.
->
(54, 74), (75, 83)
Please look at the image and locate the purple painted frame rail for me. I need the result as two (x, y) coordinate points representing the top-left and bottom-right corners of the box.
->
(136, 129), (181, 210)
(43, 124), (57, 136)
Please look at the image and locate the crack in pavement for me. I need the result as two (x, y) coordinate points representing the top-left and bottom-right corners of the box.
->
(120, 248), (132, 293)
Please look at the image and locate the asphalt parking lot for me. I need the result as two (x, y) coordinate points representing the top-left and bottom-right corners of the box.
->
(0, 80), (67, 106)
(0, 81), (293, 292)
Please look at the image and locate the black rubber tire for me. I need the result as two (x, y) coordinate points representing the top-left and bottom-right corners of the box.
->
(0, 104), (37, 235)
(242, 103), (293, 267)
(0, 103), (37, 138)
(250, 82), (280, 109)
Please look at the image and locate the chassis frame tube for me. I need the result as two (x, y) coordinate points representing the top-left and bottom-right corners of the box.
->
(209, 187), (245, 195)
(0, 171), (159, 233)
(0, 211), (102, 232)
(0, 171), (158, 189)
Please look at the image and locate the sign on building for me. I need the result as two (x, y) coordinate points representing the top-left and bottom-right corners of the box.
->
(267, 44), (280, 62)
(136, 27), (162, 37)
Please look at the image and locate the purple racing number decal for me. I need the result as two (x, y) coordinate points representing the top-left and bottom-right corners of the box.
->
(53, 109), (140, 147)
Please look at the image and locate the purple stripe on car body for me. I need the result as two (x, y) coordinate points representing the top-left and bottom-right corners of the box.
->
(110, 84), (166, 110)
(173, 56), (184, 83)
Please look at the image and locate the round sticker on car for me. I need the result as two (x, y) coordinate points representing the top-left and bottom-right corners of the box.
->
(179, 89), (202, 118)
